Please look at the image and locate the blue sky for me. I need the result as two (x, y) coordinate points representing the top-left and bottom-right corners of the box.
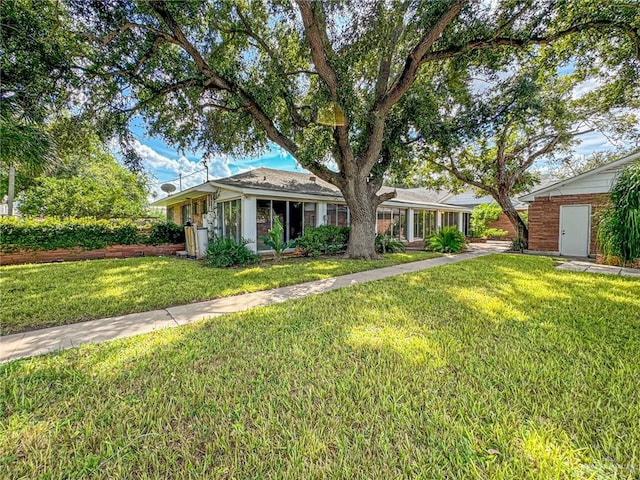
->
(135, 122), (617, 198)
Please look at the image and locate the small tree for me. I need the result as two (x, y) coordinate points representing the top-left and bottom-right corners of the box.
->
(470, 203), (503, 238)
(597, 163), (640, 264)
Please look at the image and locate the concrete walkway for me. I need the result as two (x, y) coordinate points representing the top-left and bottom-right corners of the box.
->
(556, 260), (640, 277)
(1, 244), (506, 363)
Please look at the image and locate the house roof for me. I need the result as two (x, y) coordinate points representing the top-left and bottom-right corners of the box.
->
(519, 151), (640, 202)
(152, 167), (470, 211)
(212, 167), (341, 197)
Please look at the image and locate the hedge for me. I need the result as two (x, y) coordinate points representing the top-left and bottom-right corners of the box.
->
(0, 217), (185, 253)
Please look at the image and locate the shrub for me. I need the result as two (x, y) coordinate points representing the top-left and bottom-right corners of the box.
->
(147, 221), (185, 245)
(296, 225), (350, 257)
(204, 237), (259, 268)
(427, 226), (465, 253)
(0, 217), (184, 252)
(485, 228), (508, 239)
(597, 162), (640, 263)
(375, 234), (405, 254)
(511, 236), (528, 252)
(259, 216), (296, 261)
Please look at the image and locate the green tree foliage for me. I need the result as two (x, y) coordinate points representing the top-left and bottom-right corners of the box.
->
(1, 0), (82, 209)
(597, 162), (640, 264)
(406, 68), (640, 241)
(67, 0), (640, 257)
(19, 140), (149, 219)
(470, 203), (503, 238)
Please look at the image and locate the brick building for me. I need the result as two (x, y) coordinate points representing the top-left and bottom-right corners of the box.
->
(520, 152), (639, 257)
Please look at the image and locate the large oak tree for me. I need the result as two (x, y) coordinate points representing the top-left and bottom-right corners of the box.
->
(69, 0), (639, 258)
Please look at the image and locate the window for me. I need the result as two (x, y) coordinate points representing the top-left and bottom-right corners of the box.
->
(462, 212), (471, 237)
(255, 199), (317, 251)
(167, 206), (174, 223)
(377, 207), (407, 240)
(441, 211), (459, 229)
(414, 211), (424, 239)
(202, 199), (208, 214)
(216, 199), (242, 241)
(326, 204), (349, 226)
(413, 210), (437, 239)
(181, 204), (191, 225)
(193, 202), (199, 215)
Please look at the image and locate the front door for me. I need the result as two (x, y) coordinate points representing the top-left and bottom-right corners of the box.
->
(559, 205), (590, 256)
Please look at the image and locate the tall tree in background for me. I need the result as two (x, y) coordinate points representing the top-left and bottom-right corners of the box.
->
(0, 0), (79, 213)
(19, 137), (149, 219)
(69, 0), (639, 257)
(407, 70), (640, 242)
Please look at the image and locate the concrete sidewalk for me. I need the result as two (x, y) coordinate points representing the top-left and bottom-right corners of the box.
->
(1, 244), (505, 363)
(556, 260), (640, 277)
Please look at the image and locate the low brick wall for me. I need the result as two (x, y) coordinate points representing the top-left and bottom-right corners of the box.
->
(528, 193), (609, 255)
(0, 243), (185, 266)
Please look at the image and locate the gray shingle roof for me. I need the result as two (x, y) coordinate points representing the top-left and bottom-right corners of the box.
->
(213, 168), (341, 197)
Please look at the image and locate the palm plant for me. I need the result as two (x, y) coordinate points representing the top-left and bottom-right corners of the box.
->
(428, 226), (465, 253)
(1, 107), (56, 215)
(597, 162), (640, 264)
(260, 216), (296, 261)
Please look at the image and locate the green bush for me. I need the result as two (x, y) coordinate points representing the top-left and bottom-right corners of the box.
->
(0, 217), (184, 252)
(204, 237), (259, 268)
(296, 225), (350, 257)
(375, 234), (405, 254)
(484, 228), (508, 239)
(597, 162), (640, 263)
(427, 226), (465, 253)
(511, 236), (528, 252)
(147, 221), (185, 245)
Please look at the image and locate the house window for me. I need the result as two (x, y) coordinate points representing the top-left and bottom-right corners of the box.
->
(201, 199), (208, 215)
(462, 212), (471, 236)
(216, 199), (241, 241)
(193, 202), (199, 215)
(181, 204), (191, 225)
(256, 199), (317, 251)
(441, 211), (459, 229)
(326, 203), (349, 226)
(414, 210), (437, 239)
(377, 207), (407, 240)
(167, 206), (174, 223)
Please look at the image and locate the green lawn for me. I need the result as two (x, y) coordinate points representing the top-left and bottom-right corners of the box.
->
(0, 251), (438, 334)
(1, 255), (639, 478)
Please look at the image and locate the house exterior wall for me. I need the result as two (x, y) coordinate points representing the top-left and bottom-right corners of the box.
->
(527, 193), (609, 255)
(167, 194), (209, 227)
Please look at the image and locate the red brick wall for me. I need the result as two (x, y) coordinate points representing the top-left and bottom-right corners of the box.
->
(528, 194), (609, 255)
(0, 243), (185, 266)
(487, 211), (526, 239)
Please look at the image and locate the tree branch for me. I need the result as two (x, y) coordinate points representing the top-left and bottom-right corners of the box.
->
(379, 0), (467, 113)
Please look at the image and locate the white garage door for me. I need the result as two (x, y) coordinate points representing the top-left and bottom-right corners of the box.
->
(559, 205), (590, 257)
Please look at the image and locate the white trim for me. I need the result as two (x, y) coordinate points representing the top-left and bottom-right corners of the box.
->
(558, 204), (591, 257)
(520, 151), (640, 202)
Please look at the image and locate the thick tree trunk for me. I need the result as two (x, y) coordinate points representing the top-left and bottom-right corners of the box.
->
(494, 193), (528, 242)
(343, 182), (379, 259)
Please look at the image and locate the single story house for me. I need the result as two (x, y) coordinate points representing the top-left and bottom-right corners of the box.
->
(520, 152), (639, 257)
(152, 168), (472, 253)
